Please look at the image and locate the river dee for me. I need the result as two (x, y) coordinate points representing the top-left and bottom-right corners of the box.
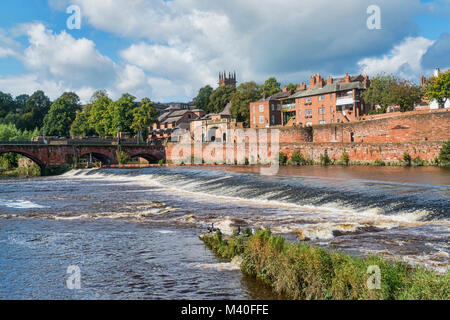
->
(0, 166), (449, 299)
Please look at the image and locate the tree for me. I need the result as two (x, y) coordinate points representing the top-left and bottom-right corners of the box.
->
(262, 77), (281, 97)
(131, 98), (159, 139)
(111, 93), (138, 135)
(14, 94), (30, 112)
(208, 85), (236, 114)
(43, 92), (81, 136)
(194, 85), (213, 112)
(88, 90), (114, 137)
(230, 81), (262, 127)
(286, 83), (299, 91)
(0, 92), (15, 118)
(70, 105), (96, 137)
(23, 91), (52, 130)
(425, 70), (450, 108)
(388, 81), (423, 112)
(362, 74), (398, 113)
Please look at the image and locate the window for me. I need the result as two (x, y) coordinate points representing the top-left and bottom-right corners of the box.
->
(319, 107), (325, 114)
(253, 116), (256, 124)
(319, 120), (326, 125)
(330, 93), (333, 99)
(271, 115), (275, 124)
(277, 104), (281, 111)
(271, 104), (274, 111)
(253, 105), (255, 114)
(305, 109), (312, 118)
(305, 97), (312, 104)
(330, 106), (333, 113)
(259, 116), (264, 124)
(318, 95), (325, 101)
(306, 122), (312, 127)
(259, 105), (264, 112)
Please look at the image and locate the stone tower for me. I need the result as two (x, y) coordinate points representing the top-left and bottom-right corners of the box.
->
(219, 71), (237, 88)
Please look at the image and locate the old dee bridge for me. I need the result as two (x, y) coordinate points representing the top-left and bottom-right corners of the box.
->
(0, 140), (165, 175)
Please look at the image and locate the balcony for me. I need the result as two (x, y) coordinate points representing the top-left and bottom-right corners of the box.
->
(336, 95), (358, 106)
(282, 103), (295, 111)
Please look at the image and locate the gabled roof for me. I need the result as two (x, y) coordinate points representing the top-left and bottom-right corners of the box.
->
(289, 82), (365, 99)
(219, 102), (232, 116)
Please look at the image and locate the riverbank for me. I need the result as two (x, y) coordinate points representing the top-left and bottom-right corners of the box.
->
(0, 165), (40, 177)
(200, 230), (450, 300)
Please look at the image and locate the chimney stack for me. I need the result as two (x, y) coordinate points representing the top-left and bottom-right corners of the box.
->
(327, 76), (333, 85)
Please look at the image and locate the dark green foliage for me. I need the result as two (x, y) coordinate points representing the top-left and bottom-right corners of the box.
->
(439, 140), (450, 166)
(262, 77), (281, 97)
(403, 152), (412, 166)
(320, 149), (331, 166)
(230, 81), (262, 127)
(340, 150), (350, 166)
(194, 85), (213, 112)
(290, 150), (305, 165)
(43, 92), (81, 137)
(278, 152), (287, 165)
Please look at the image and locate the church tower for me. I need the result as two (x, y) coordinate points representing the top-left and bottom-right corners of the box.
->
(219, 71), (237, 88)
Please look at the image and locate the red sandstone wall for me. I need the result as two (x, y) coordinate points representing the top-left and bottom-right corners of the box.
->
(313, 111), (450, 143)
(166, 140), (443, 164)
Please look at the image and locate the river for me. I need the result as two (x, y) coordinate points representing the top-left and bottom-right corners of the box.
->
(0, 166), (449, 299)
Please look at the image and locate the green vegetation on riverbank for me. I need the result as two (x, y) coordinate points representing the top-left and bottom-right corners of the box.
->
(201, 230), (450, 300)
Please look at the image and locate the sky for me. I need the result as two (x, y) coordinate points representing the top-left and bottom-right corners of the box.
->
(0, 0), (448, 103)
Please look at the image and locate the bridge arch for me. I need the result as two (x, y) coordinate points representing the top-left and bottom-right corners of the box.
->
(79, 152), (112, 165)
(0, 149), (45, 169)
(128, 153), (161, 164)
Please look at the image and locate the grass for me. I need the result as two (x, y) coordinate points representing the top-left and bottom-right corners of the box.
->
(201, 230), (450, 300)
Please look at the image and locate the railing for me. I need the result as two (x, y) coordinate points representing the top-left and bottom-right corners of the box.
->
(0, 140), (158, 147)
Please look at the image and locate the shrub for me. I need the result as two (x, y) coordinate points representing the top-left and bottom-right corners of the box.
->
(116, 150), (130, 164)
(439, 140), (450, 166)
(412, 156), (425, 167)
(320, 149), (331, 166)
(403, 152), (412, 166)
(373, 159), (386, 166)
(278, 152), (287, 165)
(340, 151), (350, 166)
(290, 150), (305, 165)
(158, 159), (165, 165)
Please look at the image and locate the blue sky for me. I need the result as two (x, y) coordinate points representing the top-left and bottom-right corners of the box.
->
(0, 0), (448, 103)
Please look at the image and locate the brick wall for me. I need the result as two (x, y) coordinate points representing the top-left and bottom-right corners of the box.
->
(313, 111), (450, 143)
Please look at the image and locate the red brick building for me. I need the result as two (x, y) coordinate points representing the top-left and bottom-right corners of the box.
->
(250, 73), (371, 128)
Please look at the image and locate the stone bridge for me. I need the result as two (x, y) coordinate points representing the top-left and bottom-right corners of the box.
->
(0, 141), (165, 175)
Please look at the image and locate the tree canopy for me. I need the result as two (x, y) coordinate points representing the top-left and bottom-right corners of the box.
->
(262, 77), (281, 97)
(194, 85), (213, 113)
(208, 85), (236, 114)
(230, 82), (262, 127)
(361, 74), (398, 113)
(43, 92), (82, 137)
(425, 70), (450, 108)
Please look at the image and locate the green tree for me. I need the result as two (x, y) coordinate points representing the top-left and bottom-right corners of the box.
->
(194, 85), (213, 112)
(43, 92), (81, 136)
(88, 90), (114, 136)
(230, 81), (262, 127)
(23, 90), (52, 130)
(362, 74), (398, 113)
(14, 94), (30, 111)
(112, 93), (138, 135)
(0, 92), (15, 118)
(131, 98), (159, 139)
(70, 105), (96, 137)
(208, 85), (236, 114)
(388, 80), (423, 112)
(262, 77), (281, 97)
(286, 83), (299, 91)
(425, 70), (450, 108)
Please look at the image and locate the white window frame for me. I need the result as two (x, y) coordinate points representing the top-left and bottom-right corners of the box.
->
(259, 116), (265, 124)
(259, 104), (264, 112)
(318, 95), (325, 101)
